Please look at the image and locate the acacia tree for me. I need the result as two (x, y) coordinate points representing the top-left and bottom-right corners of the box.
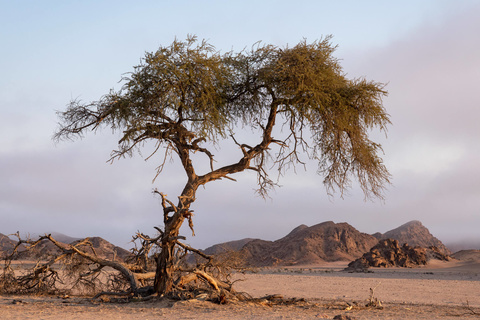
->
(54, 36), (390, 295)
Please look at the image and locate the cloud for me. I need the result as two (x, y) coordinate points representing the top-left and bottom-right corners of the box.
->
(350, 3), (480, 140)
(2, 2), (480, 249)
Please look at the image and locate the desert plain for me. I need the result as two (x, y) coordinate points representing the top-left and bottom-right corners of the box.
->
(1, 258), (479, 319)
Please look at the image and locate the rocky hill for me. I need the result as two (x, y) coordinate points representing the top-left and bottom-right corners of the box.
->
(0, 233), (19, 257)
(199, 220), (451, 267)
(0, 233), (131, 262)
(70, 237), (131, 261)
(2, 220), (451, 267)
(74, 237), (131, 261)
(451, 250), (480, 261)
(203, 238), (257, 256)
(240, 221), (378, 266)
(374, 220), (450, 255)
(345, 238), (451, 272)
(445, 240), (480, 252)
(49, 232), (82, 244)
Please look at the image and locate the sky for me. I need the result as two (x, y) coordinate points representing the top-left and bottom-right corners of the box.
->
(1, 1), (480, 250)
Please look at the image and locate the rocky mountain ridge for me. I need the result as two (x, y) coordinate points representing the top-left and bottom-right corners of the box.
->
(373, 220), (450, 254)
(203, 238), (257, 255)
(1, 220), (455, 267)
(0, 233), (131, 262)
(345, 238), (451, 272)
(0, 233), (18, 255)
(240, 221), (378, 266)
(204, 220), (452, 267)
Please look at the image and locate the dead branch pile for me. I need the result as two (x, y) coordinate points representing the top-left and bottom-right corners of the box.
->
(0, 231), (244, 302)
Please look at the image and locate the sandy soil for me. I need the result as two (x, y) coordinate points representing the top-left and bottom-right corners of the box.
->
(1, 260), (479, 319)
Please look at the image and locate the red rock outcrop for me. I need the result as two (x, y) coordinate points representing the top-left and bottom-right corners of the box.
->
(345, 238), (451, 272)
(241, 221), (378, 266)
(374, 221), (450, 255)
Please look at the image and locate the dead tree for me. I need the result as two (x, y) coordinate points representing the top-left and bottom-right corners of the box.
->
(1, 233), (149, 296)
(1, 231), (237, 300)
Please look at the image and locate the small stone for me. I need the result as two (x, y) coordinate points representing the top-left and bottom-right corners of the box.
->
(333, 315), (357, 320)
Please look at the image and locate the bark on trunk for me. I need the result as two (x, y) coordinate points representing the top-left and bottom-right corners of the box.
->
(153, 215), (186, 294)
(154, 239), (176, 293)
(153, 186), (192, 294)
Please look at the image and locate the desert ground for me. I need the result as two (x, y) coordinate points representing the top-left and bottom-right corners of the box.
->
(1, 260), (479, 319)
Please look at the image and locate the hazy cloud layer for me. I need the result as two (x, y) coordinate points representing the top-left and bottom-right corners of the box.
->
(1, 1), (479, 249)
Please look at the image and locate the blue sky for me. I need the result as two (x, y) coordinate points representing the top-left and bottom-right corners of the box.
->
(1, 1), (480, 249)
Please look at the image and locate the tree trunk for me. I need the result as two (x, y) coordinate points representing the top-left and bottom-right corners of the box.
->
(153, 185), (194, 294)
(154, 238), (176, 294)
(153, 213), (186, 294)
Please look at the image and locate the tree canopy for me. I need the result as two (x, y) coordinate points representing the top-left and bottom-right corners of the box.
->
(55, 35), (390, 200)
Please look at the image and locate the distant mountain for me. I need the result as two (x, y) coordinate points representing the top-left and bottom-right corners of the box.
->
(451, 250), (480, 261)
(346, 238), (451, 272)
(0, 233), (63, 259)
(49, 232), (82, 244)
(203, 238), (258, 255)
(71, 236), (131, 261)
(0, 233), (131, 262)
(446, 240), (480, 253)
(199, 220), (452, 267)
(240, 221), (378, 266)
(374, 221), (450, 255)
(0, 233), (19, 257)
(2, 220), (452, 268)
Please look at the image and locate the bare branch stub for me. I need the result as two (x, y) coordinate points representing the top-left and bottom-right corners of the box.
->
(153, 190), (177, 224)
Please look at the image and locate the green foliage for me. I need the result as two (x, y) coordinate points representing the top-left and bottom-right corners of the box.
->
(55, 35), (390, 199)
(121, 36), (234, 140)
(232, 38), (390, 197)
